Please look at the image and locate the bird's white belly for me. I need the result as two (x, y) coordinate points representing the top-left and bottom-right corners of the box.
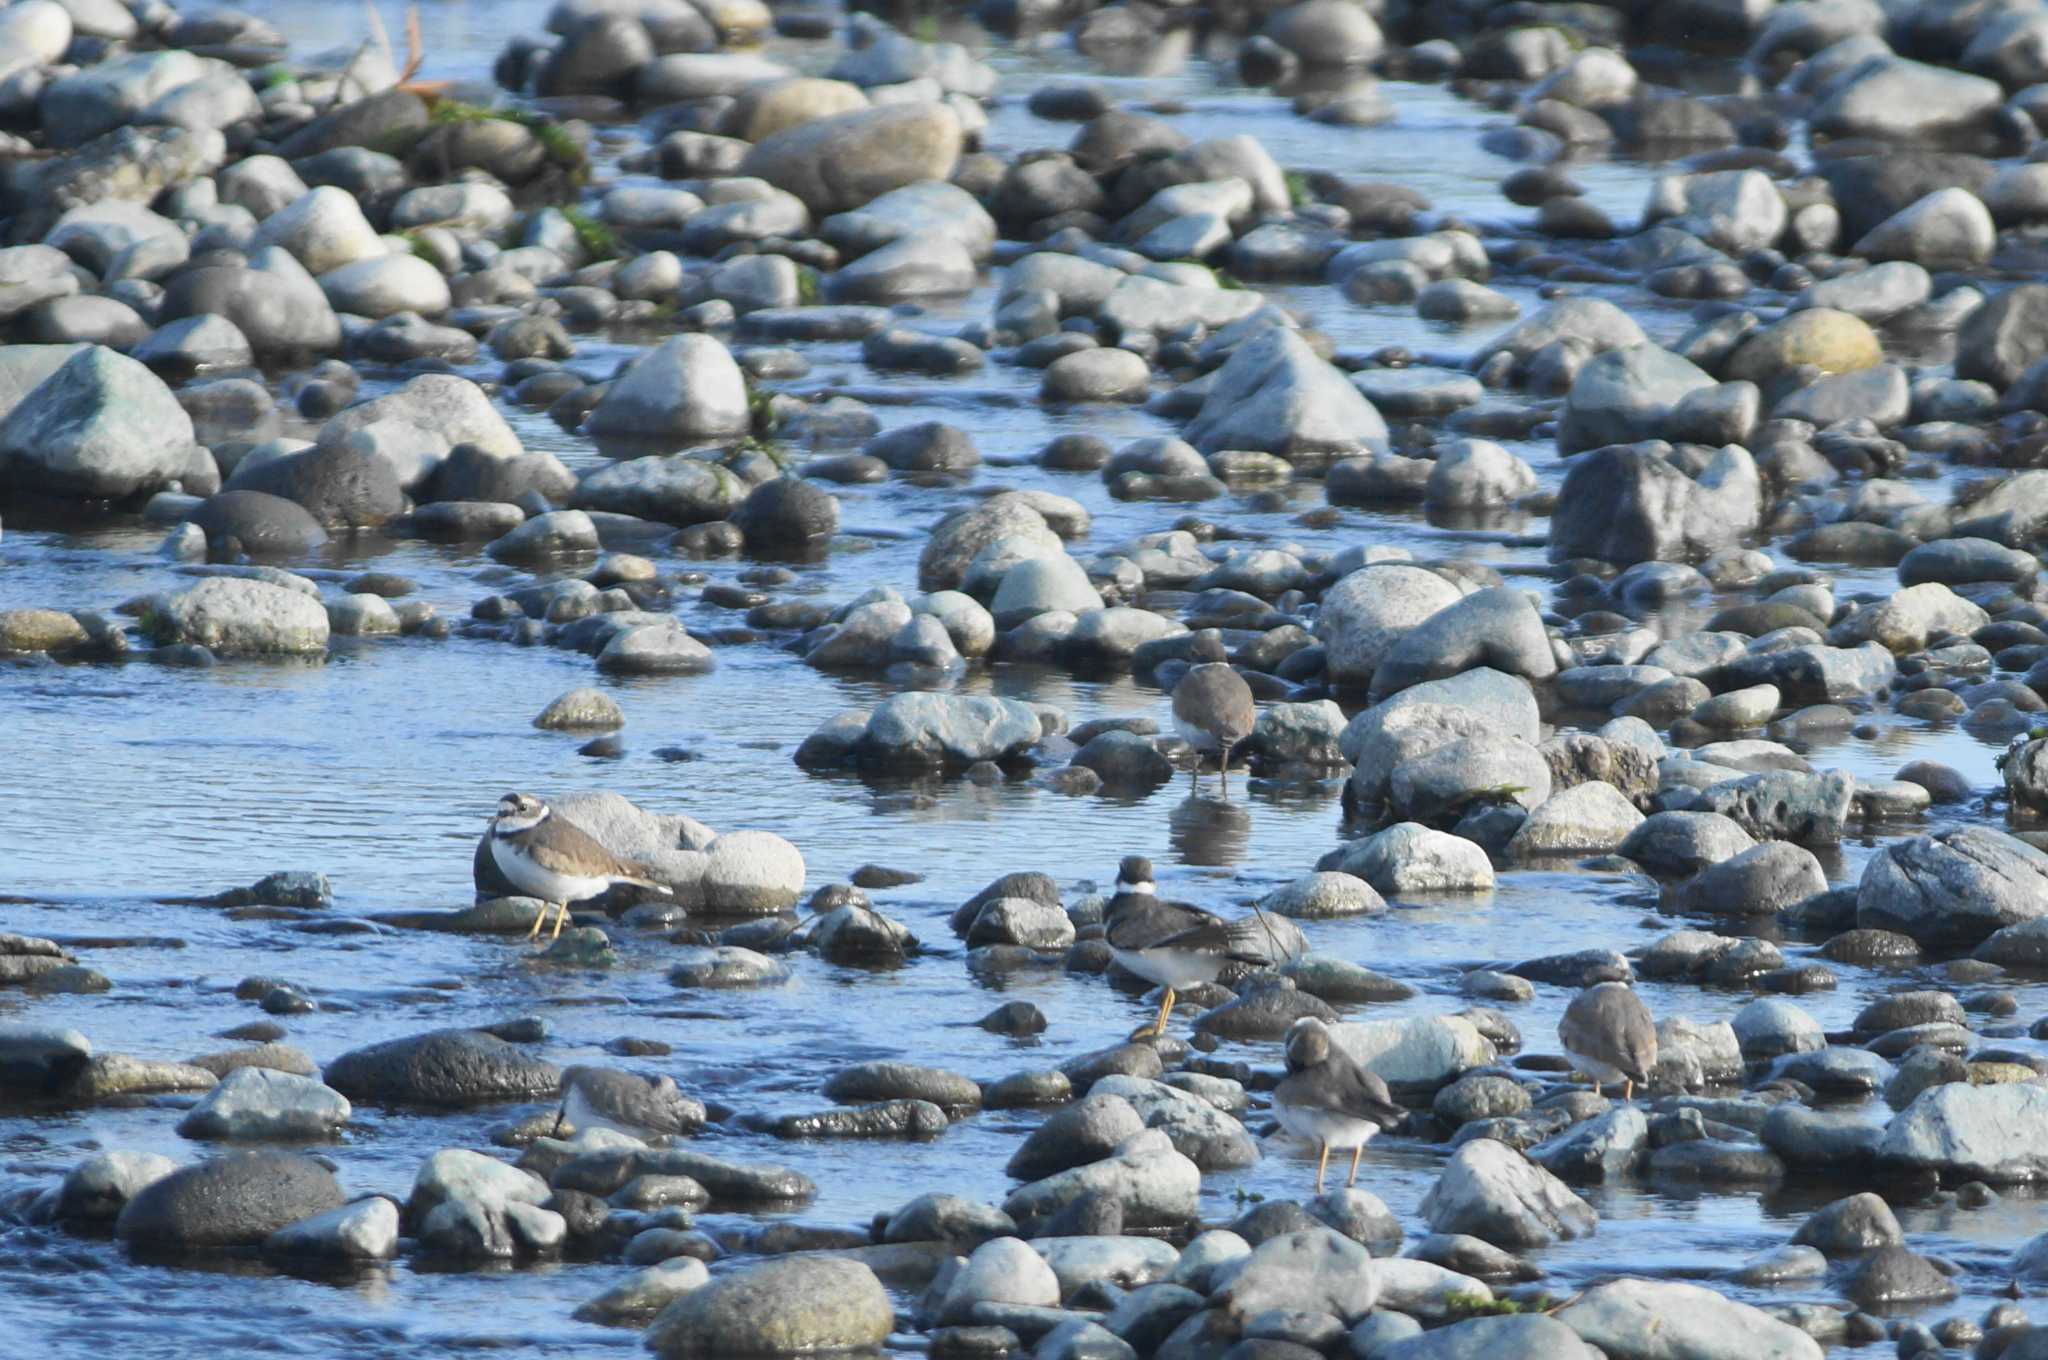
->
(492, 838), (610, 905)
(1113, 946), (1226, 989)
(1175, 714), (1222, 753)
(1563, 1046), (1630, 1087)
(1275, 1103), (1379, 1151)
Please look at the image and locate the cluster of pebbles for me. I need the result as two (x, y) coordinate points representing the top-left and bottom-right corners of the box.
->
(8, 0), (2048, 1354)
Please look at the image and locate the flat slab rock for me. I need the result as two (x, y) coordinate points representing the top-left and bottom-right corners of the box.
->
(1554, 1278), (1823, 1359)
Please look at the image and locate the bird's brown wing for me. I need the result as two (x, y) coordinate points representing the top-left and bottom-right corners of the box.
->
(527, 819), (663, 887)
(1329, 1059), (1406, 1127)
(1276, 1059), (1405, 1127)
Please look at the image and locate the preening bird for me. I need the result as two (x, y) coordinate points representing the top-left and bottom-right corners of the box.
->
(1273, 1016), (1404, 1193)
(1558, 981), (1658, 1101)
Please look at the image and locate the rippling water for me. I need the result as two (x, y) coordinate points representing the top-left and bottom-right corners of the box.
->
(0, 0), (2040, 1353)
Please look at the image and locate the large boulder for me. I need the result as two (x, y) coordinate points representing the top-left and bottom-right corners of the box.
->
(0, 346), (195, 499)
(1328, 1014), (1495, 1095)
(584, 334), (749, 447)
(852, 693), (1044, 769)
(323, 1028), (561, 1107)
(160, 578), (330, 656)
(1879, 1083), (2048, 1183)
(1316, 564), (1463, 689)
(1554, 1279), (1822, 1360)
(1368, 586), (1558, 699)
(1856, 828), (2048, 947)
(175, 1067), (351, 1140)
(1548, 443), (1760, 565)
(115, 1152), (345, 1251)
(1211, 1226), (1380, 1322)
(1420, 1139), (1597, 1247)
(644, 1257), (892, 1358)
(1809, 55), (2002, 143)
(738, 103), (963, 216)
(1184, 327), (1387, 462)
(1957, 283), (2048, 390)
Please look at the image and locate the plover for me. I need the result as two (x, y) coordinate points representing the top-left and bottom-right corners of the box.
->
(1104, 855), (1284, 1039)
(1173, 630), (1255, 798)
(1558, 981), (1658, 1100)
(488, 792), (672, 942)
(1273, 1016), (1404, 1193)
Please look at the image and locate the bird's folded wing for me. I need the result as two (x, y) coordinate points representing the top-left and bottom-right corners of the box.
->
(1108, 902), (1225, 952)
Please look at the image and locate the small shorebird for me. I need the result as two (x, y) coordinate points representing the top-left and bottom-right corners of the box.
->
(1273, 1017), (1404, 1193)
(488, 792), (672, 942)
(1173, 630), (1255, 798)
(1558, 981), (1658, 1100)
(1104, 855), (1283, 1040)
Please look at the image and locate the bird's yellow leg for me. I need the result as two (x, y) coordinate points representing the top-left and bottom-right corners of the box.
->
(1623, 1078), (1633, 1102)
(1348, 1143), (1363, 1187)
(1153, 987), (1176, 1037)
(526, 902), (552, 939)
(1220, 744), (1231, 799)
(549, 900), (570, 940)
(1316, 1142), (1330, 1195)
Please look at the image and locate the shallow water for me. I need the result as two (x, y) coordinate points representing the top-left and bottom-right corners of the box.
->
(0, 0), (2041, 1354)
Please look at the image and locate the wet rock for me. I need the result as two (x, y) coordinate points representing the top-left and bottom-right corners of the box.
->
(849, 693), (1044, 769)
(116, 1151), (345, 1251)
(667, 946), (789, 988)
(1842, 1245), (1955, 1308)
(1184, 328), (1387, 462)
(574, 1258), (710, 1323)
(176, 1067), (350, 1140)
(324, 1028), (561, 1107)
(54, 1151), (176, 1223)
(161, 578), (329, 656)
(263, 1197), (399, 1262)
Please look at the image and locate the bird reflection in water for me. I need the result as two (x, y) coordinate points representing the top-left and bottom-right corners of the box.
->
(1169, 793), (1252, 867)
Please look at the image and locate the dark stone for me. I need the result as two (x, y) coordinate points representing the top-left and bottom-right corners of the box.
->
(115, 1152), (344, 1250)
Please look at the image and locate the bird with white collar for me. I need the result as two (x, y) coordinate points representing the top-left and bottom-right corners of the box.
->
(487, 792), (672, 941)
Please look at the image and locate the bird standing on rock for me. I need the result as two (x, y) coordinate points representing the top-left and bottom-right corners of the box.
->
(1558, 981), (1659, 1100)
(1103, 855), (1284, 1041)
(1173, 630), (1255, 798)
(1273, 1016), (1404, 1193)
(487, 792), (673, 942)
